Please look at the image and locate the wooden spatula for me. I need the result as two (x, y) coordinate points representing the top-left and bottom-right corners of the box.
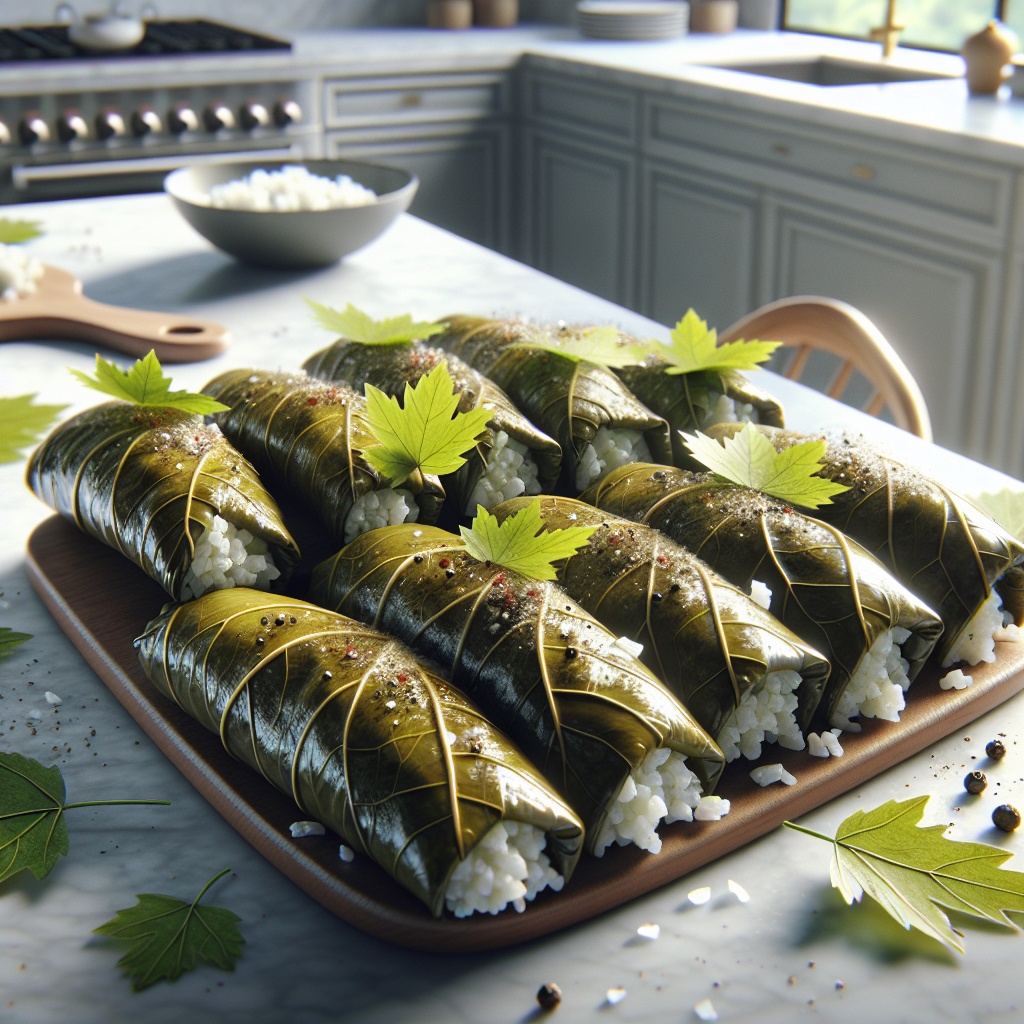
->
(0, 264), (230, 362)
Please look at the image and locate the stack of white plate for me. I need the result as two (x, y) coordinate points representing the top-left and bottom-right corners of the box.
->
(577, 1), (689, 40)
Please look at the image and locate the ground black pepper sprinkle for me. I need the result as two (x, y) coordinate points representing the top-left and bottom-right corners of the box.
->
(964, 771), (987, 795)
(536, 983), (562, 1011)
(993, 804), (1021, 832)
(986, 739), (1006, 760)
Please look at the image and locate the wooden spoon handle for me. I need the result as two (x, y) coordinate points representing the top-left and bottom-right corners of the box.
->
(0, 292), (230, 363)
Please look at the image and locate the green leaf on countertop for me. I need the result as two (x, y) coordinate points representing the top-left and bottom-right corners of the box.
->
(512, 324), (649, 368)
(660, 309), (780, 376)
(94, 867), (243, 991)
(0, 218), (44, 244)
(0, 628), (32, 659)
(0, 394), (67, 464)
(306, 299), (446, 344)
(68, 351), (228, 415)
(460, 499), (598, 581)
(362, 360), (491, 485)
(0, 752), (171, 885)
(965, 489), (1024, 542)
(784, 796), (1024, 953)
(684, 422), (850, 508)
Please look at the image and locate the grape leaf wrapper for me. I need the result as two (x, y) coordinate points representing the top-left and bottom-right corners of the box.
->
(684, 423), (850, 508)
(306, 299), (445, 344)
(0, 394), (67, 464)
(787, 796), (1024, 952)
(662, 309), (780, 375)
(512, 324), (649, 368)
(69, 351), (228, 414)
(94, 868), (243, 990)
(460, 499), (598, 580)
(0, 628), (32, 659)
(0, 752), (69, 883)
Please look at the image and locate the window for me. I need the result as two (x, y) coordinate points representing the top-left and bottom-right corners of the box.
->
(783, 1), (1021, 54)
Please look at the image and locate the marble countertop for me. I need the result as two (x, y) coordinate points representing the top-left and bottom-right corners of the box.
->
(2, 193), (1024, 1024)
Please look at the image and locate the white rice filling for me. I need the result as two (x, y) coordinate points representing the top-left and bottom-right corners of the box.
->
(593, 748), (719, 857)
(807, 729), (845, 757)
(700, 391), (755, 430)
(182, 514), (281, 600)
(464, 430), (541, 514)
(716, 669), (804, 762)
(829, 626), (913, 731)
(750, 763), (797, 786)
(343, 488), (419, 544)
(444, 820), (563, 918)
(575, 427), (652, 493)
(942, 589), (1005, 667)
(939, 668), (973, 691)
(0, 242), (43, 301)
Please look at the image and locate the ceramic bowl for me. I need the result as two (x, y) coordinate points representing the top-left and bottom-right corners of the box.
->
(164, 160), (419, 269)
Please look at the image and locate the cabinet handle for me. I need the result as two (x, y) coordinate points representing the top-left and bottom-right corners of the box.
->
(400, 93), (423, 108)
(852, 164), (876, 180)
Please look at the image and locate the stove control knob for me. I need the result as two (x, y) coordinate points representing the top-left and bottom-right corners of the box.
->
(57, 111), (89, 143)
(0, 121), (10, 145)
(272, 99), (302, 127)
(131, 107), (162, 136)
(239, 101), (270, 130)
(94, 109), (126, 141)
(167, 105), (199, 134)
(19, 114), (50, 145)
(203, 103), (236, 132)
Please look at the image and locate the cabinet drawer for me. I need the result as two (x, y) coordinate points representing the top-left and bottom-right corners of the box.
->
(645, 97), (1011, 230)
(522, 72), (638, 144)
(324, 74), (507, 129)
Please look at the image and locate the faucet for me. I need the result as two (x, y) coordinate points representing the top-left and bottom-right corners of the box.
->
(870, 0), (904, 58)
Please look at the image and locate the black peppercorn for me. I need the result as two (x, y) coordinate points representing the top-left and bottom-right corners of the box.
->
(290, 617), (296, 624)
(651, 592), (663, 602)
(446, 568), (455, 579)
(260, 617), (268, 626)
(964, 770), (987, 795)
(537, 983), (562, 1011)
(986, 739), (1006, 760)
(414, 555), (424, 564)
(993, 804), (1021, 832)
(323, 671), (332, 681)
(255, 637), (264, 646)
(564, 647), (578, 660)
(670, 582), (680, 593)
(275, 616), (285, 626)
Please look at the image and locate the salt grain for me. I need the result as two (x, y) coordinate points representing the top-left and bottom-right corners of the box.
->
(44, 691), (61, 705)
(606, 987), (626, 1005)
(636, 923), (660, 940)
(688, 886), (711, 905)
(727, 879), (750, 903)
(694, 998), (718, 1021)
(289, 821), (326, 838)
(339, 845), (355, 862)
(612, 636), (644, 658)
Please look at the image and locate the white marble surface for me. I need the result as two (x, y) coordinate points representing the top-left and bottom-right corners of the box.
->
(1, 193), (1023, 1024)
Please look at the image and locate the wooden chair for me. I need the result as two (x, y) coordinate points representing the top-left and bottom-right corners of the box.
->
(718, 295), (932, 442)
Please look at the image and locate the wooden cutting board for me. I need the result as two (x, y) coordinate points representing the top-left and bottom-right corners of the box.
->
(0, 264), (229, 362)
(25, 514), (1024, 952)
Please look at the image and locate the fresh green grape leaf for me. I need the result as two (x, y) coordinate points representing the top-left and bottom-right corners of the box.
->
(68, 351), (228, 414)
(363, 360), (491, 485)
(660, 309), (780, 375)
(0, 218), (44, 244)
(785, 796), (1024, 953)
(965, 488), (1024, 541)
(513, 324), (649, 368)
(0, 394), (67, 463)
(0, 628), (32, 659)
(306, 299), (445, 344)
(683, 422), (850, 508)
(94, 868), (243, 991)
(460, 499), (598, 581)
(0, 752), (170, 885)
(0, 751), (69, 883)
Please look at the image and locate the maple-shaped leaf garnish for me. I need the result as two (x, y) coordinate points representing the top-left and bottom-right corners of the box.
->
(306, 299), (445, 344)
(514, 325), (648, 368)
(460, 499), (598, 580)
(683, 422), (850, 508)
(966, 489), (1024, 542)
(0, 217), (44, 244)
(363, 360), (491, 485)
(785, 796), (1024, 952)
(0, 394), (67, 464)
(68, 351), (228, 415)
(660, 309), (780, 375)
(0, 628), (31, 659)
(0, 752), (170, 884)
(95, 867), (243, 990)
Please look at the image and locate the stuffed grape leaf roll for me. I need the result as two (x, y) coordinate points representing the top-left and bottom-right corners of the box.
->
(309, 524), (728, 859)
(26, 402), (299, 602)
(136, 588), (584, 919)
(581, 464), (944, 733)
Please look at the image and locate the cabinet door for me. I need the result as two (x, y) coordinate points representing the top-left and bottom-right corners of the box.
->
(770, 201), (1000, 460)
(329, 125), (509, 252)
(522, 127), (637, 308)
(639, 160), (760, 330)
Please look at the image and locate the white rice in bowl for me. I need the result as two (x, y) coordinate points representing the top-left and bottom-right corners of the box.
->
(182, 514), (281, 600)
(465, 430), (541, 514)
(0, 242), (43, 301)
(575, 427), (652, 493)
(343, 488), (419, 544)
(829, 626), (913, 731)
(204, 165), (377, 212)
(444, 820), (563, 917)
(716, 669), (804, 762)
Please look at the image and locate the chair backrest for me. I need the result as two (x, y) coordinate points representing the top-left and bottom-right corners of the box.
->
(718, 295), (932, 442)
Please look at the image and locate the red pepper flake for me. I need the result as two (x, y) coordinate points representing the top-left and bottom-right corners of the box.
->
(345, 645), (358, 659)
(493, 572), (506, 585)
(527, 589), (538, 597)
(438, 558), (450, 569)
(397, 673), (407, 683)
(608, 534), (621, 547)
(656, 555), (667, 564)
(307, 397), (318, 406)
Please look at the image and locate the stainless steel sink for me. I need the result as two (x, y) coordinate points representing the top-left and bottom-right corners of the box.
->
(701, 56), (958, 87)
